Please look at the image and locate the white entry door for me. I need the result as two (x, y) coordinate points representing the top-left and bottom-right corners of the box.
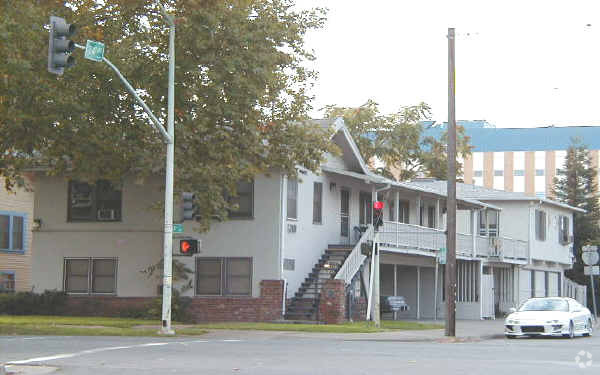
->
(340, 189), (350, 243)
(481, 274), (495, 319)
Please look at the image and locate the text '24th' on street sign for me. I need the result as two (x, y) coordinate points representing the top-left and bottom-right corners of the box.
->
(84, 40), (105, 62)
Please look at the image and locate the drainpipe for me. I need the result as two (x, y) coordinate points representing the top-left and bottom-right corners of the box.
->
(279, 175), (288, 316)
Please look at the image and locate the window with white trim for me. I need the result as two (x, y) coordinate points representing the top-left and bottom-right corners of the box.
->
(0, 212), (25, 252)
(227, 180), (254, 219)
(558, 215), (570, 245)
(312, 182), (323, 224)
(64, 258), (117, 294)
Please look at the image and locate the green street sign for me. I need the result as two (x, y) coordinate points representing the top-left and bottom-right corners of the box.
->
(438, 247), (447, 265)
(173, 223), (184, 233)
(84, 40), (105, 62)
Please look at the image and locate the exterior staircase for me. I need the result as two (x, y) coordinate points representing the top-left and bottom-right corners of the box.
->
(284, 245), (353, 321)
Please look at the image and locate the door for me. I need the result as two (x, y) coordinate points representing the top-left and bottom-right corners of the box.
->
(481, 274), (495, 319)
(340, 189), (350, 242)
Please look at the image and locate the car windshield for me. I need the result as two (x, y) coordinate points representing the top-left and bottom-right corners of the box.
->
(518, 299), (569, 312)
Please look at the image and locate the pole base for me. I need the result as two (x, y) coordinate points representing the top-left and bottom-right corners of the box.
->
(158, 328), (176, 335)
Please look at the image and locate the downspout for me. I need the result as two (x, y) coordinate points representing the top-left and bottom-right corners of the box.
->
(279, 174), (287, 316)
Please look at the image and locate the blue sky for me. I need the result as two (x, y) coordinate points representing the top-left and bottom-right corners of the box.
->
(298, 0), (600, 128)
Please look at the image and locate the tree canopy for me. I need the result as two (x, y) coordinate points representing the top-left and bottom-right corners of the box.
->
(0, 0), (336, 230)
(323, 100), (472, 181)
(552, 138), (600, 289)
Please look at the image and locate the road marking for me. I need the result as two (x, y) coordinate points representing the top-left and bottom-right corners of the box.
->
(23, 337), (47, 340)
(8, 339), (242, 365)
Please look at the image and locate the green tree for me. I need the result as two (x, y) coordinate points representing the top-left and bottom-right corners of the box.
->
(323, 100), (472, 181)
(0, 0), (336, 231)
(552, 139), (600, 291)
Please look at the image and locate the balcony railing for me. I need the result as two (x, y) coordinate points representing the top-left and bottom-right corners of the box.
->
(378, 221), (528, 262)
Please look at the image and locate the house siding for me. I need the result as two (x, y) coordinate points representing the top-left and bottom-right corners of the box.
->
(0, 176), (34, 292)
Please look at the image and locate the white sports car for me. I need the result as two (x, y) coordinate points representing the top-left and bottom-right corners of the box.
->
(505, 297), (594, 339)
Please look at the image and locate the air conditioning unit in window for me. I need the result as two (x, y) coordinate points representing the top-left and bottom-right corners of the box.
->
(97, 209), (117, 221)
(490, 237), (503, 257)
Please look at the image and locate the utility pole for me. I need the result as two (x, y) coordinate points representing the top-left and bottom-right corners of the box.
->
(445, 27), (457, 337)
(159, 4), (176, 335)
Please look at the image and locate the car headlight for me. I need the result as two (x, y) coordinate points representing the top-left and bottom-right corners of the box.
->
(506, 320), (520, 325)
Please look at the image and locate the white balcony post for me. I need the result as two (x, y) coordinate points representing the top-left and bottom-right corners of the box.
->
(435, 199), (441, 229)
(416, 195), (422, 226)
(471, 210), (477, 257)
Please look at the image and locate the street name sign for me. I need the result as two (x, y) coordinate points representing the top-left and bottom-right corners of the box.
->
(173, 223), (184, 233)
(84, 40), (105, 62)
(438, 247), (447, 265)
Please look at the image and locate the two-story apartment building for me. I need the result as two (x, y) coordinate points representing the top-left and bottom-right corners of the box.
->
(1, 176), (34, 293)
(28, 118), (584, 322)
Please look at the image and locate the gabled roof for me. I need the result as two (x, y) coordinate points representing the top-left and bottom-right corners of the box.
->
(404, 179), (585, 213)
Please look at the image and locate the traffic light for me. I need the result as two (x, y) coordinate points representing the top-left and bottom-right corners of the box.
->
(48, 16), (76, 75)
(179, 239), (198, 255)
(373, 201), (384, 230)
(182, 192), (195, 220)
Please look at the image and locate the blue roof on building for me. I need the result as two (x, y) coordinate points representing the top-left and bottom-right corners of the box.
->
(422, 121), (600, 152)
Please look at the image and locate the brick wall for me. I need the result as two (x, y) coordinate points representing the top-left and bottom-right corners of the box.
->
(64, 279), (284, 322)
(318, 279), (346, 324)
(187, 280), (284, 322)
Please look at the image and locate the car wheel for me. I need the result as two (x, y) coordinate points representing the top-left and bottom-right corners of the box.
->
(583, 319), (593, 337)
(506, 335), (516, 339)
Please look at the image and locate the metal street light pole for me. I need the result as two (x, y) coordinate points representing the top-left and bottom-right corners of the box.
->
(445, 27), (457, 337)
(159, 3), (176, 335)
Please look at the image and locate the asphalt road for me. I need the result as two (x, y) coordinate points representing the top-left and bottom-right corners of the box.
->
(1, 329), (599, 374)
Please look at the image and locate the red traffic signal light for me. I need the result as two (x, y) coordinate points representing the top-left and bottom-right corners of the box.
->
(179, 239), (198, 255)
(373, 201), (384, 230)
(373, 201), (384, 210)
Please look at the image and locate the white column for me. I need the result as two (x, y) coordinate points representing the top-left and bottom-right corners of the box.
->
(471, 210), (477, 257)
(416, 266), (421, 320)
(395, 190), (400, 222)
(435, 199), (441, 229)
(416, 195), (422, 226)
(393, 264), (398, 320)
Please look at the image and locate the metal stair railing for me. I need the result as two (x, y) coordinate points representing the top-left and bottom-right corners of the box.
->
(335, 225), (374, 285)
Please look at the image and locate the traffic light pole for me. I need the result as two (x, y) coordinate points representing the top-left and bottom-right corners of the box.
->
(73, 4), (176, 335)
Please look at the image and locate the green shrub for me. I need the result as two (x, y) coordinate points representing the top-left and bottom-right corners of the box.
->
(144, 290), (192, 322)
(0, 290), (67, 315)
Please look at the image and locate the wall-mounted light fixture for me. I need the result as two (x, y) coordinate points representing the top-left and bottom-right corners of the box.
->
(33, 218), (42, 231)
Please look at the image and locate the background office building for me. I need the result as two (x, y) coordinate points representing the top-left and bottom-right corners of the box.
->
(423, 121), (600, 198)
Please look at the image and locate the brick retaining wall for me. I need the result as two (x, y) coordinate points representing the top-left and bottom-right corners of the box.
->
(64, 279), (284, 322)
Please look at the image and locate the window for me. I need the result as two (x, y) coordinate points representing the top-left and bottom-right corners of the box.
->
(287, 179), (298, 220)
(359, 192), (372, 225)
(513, 169), (525, 176)
(494, 170), (503, 176)
(478, 210), (487, 236)
(558, 215), (570, 244)
(427, 206), (436, 228)
(474, 170), (483, 177)
(0, 213), (26, 252)
(387, 199), (395, 222)
(64, 258), (117, 294)
(419, 204), (425, 226)
(312, 182), (322, 224)
(535, 210), (546, 241)
(195, 257), (252, 296)
(0, 272), (15, 293)
(228, 180), (254, 219)
(398, 201), (410, 224)
(535, 169), (545, 176)
(68, 180), (122, 222)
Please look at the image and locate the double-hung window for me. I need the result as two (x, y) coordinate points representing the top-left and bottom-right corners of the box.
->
(64, 258), (117, 294)
(535, 210), (546, 241)
(558, 215), (570, 244)
(68, 180), (122, 222)
(312, 182), (323, 224)
(0, 212), (26, 253)
(228, 180), (254, 219)
(196, 257), (252, 296)
(287, 179), (298, 220)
